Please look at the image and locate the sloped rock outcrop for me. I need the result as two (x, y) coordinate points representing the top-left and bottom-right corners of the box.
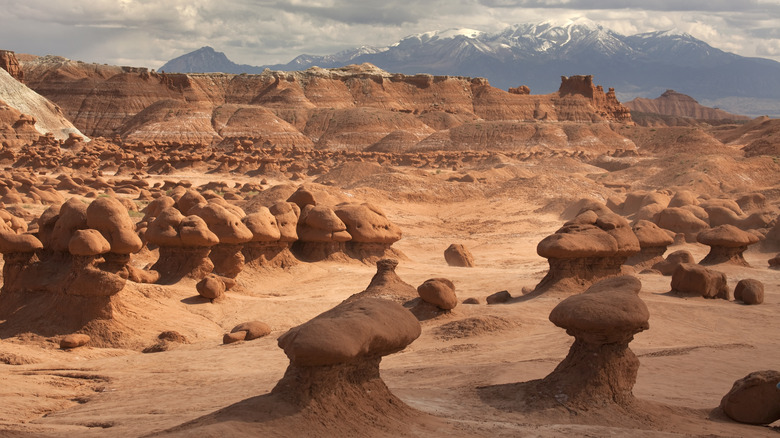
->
(0, 66), (87, 141)
(344, 258), (418, 304)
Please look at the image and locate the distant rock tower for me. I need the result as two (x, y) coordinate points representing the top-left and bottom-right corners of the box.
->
(0, 50), (24, 82)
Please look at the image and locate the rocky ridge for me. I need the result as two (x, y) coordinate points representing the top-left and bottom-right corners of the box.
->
(625, 90), (750, 126)
(18, 55), (633, 151)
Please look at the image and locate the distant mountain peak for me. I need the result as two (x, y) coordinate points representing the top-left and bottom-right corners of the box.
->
(158, 20), (780, 116)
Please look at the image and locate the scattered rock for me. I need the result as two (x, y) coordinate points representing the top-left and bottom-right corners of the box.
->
(486, 290), (512, 304)
(230, 321), (271, 341)
(60, 333), (91, 349)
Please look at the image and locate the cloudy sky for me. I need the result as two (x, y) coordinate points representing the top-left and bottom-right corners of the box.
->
(2, 0), (780, 69)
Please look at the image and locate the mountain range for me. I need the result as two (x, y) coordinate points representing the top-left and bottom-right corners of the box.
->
(161, 18), (780, 117)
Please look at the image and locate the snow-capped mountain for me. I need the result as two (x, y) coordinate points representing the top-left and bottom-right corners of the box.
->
(161, 20), (780, 115)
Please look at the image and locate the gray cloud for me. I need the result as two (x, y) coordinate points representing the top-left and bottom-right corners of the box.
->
(0, 0), (778, 68)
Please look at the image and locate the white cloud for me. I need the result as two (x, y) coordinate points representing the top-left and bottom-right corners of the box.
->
(0, 0), (778, 68)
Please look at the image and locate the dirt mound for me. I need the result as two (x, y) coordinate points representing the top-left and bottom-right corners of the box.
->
(434, 315), (516, 340)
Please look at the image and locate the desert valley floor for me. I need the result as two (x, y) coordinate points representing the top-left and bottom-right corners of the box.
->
(0, 163), (778, 437)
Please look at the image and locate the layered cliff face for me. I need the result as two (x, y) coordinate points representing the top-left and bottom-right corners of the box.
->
(625, 90), (749, 123)
(20, 58), (634, 152)
(0, 56), (87, 144)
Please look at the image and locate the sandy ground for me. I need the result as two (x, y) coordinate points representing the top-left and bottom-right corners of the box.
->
(1, 171), (779, 437)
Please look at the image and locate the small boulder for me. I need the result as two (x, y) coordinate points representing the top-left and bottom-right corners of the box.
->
(444, 243), (475, 267)
(60, 334), (91, 349)
(670, 263), (729, 300)
(734, 279), (764, 305)
(720, 370), (780, 425)
(196, 274), (226, 300)
(230, 321), (271, 340)
(486, 290), (512, 304)
(417, 278), (457, 310)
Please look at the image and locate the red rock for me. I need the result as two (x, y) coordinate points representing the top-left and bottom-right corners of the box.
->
(417, 278), (458, 310)
(734, 279), (764, 305)
(720, 370), (780, 424)
(444, 243), (475, 267)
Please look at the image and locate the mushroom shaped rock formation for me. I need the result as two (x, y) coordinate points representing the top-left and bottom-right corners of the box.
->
(46, 197), (89, 253)
(344, 258), (418, 304)
(533, 211), (640, 294)
(719, 370), (780, 425)
(654, 207), (709, 242)
(697, 224), (760, 266)
(540, 275), (649, 407)
(444, 243), (475, 267)
(667, 190), (699, 208)
(86, 196), (144, 277)
(651, 249), (696, 276)
(159, 298), (438, 437)
(175, 189), (207, 215)
(240, 207), (291, 269)
(625, 220), (674, 270)
(189, 202), (253, 278)
(68, 229), (111, 256)
(147, 207), (219, 283)
(334, 202), (402, 261)
(275, 298), (420, 405)
(670, 263), (729, 299)
(0, 229), (43, 292)
(293, 204), (352, 262)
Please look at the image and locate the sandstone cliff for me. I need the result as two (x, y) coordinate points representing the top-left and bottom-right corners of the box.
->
(625, 90), (749, 124)
(0, 64), (87, 143)
(20, 57), (634, 152)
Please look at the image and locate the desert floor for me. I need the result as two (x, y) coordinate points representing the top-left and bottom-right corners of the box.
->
(0, 168), (779, 437)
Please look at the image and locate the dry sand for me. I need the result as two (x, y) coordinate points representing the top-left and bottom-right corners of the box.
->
(0, 165), (779, 437)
